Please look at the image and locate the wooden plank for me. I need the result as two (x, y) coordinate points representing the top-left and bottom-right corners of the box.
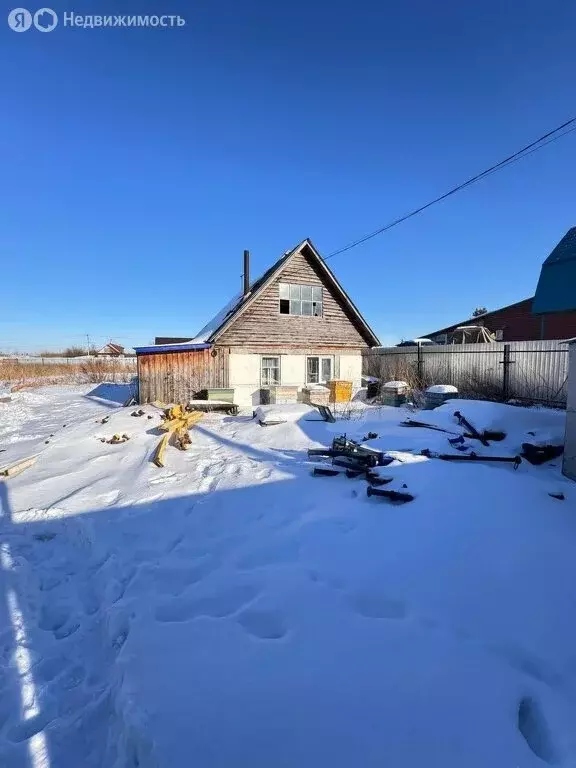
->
(0, 456), (37, 478)
(152, 433), (170, 467)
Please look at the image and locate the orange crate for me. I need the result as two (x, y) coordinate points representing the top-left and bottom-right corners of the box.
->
(329, 379), (353, 403)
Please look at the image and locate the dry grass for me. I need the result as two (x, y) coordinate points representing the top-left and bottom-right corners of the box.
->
(0, 358), (136, 391)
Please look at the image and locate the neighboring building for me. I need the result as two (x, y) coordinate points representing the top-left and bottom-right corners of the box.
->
(423, 297), (576, 343)
(96, 342), (125, 357)
(424, 297), (576, 344)
(424, 227), (576, 343)
(563, 339), (576, 481)
(532, 228), (576, 480)
(135, 239), (380, 406)
(533, 227), (576, 314)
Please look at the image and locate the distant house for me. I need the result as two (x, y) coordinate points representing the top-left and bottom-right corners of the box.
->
(423, 228), (576, 343)
(135, 238), (380, 406)
(96, 342), (125, 357)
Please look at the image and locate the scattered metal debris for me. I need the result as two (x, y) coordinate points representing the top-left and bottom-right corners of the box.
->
(367, 487), (414, 503)
(521, 443), (564, 466)
(454, 410), (489, 446)
(420, 448), (521, 468)
(313, 467), (342, 477)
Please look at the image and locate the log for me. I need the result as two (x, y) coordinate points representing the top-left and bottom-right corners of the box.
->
(0, 456), (37, 478)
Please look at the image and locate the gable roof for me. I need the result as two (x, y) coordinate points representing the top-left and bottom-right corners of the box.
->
(190, 238), (380, 346)
(533, 227), (576, 314)
(98, 342), (124, 354)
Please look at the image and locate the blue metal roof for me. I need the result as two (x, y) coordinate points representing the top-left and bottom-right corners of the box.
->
(134, 342), (212, 355)
(533, 227), (576, 314)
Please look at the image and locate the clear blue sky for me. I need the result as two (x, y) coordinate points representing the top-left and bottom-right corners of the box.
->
(2, 0), (575, 352)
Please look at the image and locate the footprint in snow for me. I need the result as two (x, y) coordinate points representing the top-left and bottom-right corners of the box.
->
(155, 583), (260, 623)
(150, 561), (215, 595)
(517, 697), (559, 764)
(346, 588), (406, 620)
(34, 655), (68, 683)
(149, 473), (181, 486)
(38, 604), (71, 633)
(236, 607), (287, 640)
(198, 476), (219, 494)
(236, 539), (300, 570)
(6, 713), (51, 744)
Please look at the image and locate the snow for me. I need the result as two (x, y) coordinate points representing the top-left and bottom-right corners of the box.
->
(189, 292), (244, 343)
(0, 387), (575, 767)
(382, 380), (409, 389)
(254, 403), (319, 424)
(426, 384), (458, 394)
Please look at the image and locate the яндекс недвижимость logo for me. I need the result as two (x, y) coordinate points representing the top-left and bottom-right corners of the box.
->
(8, 7), (58, 31)
(7, 8), (185, 30)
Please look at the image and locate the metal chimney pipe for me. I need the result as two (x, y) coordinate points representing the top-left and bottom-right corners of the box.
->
(243, 250), (250, 296)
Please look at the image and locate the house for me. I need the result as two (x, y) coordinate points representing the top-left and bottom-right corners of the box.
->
(96, 342), (125, 357)
(423, 228), (576, 343)
(135, 239), (380, 406)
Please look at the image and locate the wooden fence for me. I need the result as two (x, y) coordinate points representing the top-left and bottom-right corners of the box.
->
(363, 340), (569, 406)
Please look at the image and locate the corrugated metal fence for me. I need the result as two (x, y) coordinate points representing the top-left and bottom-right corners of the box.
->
(363, 340), (569, 406)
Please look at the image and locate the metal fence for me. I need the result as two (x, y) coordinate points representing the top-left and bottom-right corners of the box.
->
(363, 340), (569, 406)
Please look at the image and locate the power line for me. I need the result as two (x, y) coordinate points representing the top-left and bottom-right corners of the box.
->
(325, 116), (576, 260)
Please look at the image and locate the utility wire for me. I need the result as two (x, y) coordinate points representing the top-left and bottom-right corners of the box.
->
(325, 116), (576, 260)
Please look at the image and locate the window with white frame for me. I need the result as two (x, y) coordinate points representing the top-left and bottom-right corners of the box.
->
(261, 356), (280, 386)
(279, 283), (323, 316)
(306, 356), (333, 384)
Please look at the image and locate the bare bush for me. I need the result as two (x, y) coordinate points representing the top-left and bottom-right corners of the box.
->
(0, 358), (136, 390)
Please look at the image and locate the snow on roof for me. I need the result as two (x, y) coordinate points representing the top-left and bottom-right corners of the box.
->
(189, 292), (245, 343)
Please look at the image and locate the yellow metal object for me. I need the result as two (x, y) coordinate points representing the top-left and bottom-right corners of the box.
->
(328, 380), (353, 403)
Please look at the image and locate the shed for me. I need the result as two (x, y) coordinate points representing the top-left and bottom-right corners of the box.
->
(135, 343), (230, 404)
(563, 338), (576, 481)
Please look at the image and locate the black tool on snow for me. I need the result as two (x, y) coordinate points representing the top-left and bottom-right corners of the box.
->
(420, 448), (521, 469)
(367, 487), (414, 503)
(312, 467), (342, 477)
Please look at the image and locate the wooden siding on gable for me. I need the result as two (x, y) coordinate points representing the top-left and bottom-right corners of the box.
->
(137, 348), (229, 404)
(217, 250), (369, 348)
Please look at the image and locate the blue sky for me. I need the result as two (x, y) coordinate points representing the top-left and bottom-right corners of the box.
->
(1, 0), (575, 352)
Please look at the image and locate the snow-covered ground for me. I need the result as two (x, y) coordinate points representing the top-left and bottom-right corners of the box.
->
(1, 385), (575, 767)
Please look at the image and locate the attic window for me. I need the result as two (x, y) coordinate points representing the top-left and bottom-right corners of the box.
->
(279, 284), (323, 316)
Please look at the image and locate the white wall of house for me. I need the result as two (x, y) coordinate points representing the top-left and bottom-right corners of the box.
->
(228, 351), (363, 406)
